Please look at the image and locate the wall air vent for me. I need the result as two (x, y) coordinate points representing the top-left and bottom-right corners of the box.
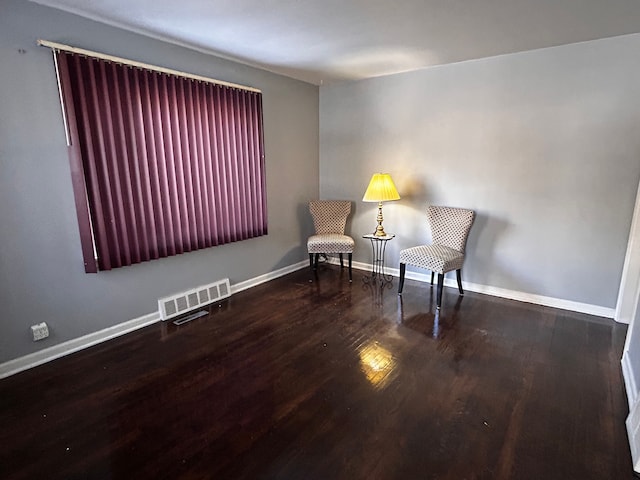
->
(158, 278), (231, 321)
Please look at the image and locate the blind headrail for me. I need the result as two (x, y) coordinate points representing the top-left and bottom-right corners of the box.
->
(37, 39), (261, 93)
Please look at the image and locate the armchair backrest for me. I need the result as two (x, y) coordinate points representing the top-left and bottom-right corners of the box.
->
(428, 206), (475, 253)
(309, 200), (352, 234)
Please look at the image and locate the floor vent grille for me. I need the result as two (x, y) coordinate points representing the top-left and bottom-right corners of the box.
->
(158, 278), (231, 321)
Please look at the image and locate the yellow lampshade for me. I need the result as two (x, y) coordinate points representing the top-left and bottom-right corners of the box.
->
(362, 173), (400, 237)
(362, 173), (400, 202)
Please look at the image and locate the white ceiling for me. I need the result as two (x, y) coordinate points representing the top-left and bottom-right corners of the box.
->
(31, 0), (640, 85)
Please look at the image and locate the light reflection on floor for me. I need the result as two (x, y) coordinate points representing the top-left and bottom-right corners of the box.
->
(358, 341), (397, 389)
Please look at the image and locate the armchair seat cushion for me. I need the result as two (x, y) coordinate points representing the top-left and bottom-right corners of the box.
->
(307, 234), (354, 254)
(399, 244), (464, 274)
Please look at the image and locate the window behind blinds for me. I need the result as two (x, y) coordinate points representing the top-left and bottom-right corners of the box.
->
(56, 50), (267, 272)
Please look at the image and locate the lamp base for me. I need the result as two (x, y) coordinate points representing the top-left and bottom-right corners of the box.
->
(373, 202), (387, 236)
(373, 226), (387, 237)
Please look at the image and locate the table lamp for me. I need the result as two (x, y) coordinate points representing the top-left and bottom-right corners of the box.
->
(362, 173), (400, 236)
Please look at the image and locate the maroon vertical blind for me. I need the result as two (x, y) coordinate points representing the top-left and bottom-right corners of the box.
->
(56, 50), (267, 273)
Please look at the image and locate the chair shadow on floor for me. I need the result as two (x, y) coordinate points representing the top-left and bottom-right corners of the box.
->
(397, 287), (464, 340)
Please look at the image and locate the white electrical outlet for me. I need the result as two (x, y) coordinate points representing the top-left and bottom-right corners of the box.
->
(31, 322), (49, 341)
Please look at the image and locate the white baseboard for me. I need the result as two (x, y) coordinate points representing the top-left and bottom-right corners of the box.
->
(0, 312), (160, 379)
(329, 258), (615, 318)
(457, 277), (615, 318)
(627, 395), (640, 474)
(230, 260), (308, 294)
(0, 260), (310, 380)
(623, 351), (638, 410)
(0, 258), (613, 379)
(625, 348), (640, 474)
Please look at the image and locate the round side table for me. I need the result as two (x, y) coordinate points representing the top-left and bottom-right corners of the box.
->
(362, 233), (395, 285)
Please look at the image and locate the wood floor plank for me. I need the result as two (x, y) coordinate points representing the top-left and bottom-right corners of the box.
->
(0, 266), (634, 479)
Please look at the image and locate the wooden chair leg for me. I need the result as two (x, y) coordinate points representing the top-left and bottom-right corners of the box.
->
(430, 271), (434, 285)
(456, 269), (464, 295)
(314, 254), (319, 270)
(348, 253), (353, 282)
(398, 263), (406, 294)
(309, 253), (314, 271)
(436, 273), (444, 309)
(339, 253), (344, 268)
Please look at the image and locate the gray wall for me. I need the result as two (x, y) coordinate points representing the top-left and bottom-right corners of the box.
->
(320, 34), (640, 309)
(0, 0), (319, 362)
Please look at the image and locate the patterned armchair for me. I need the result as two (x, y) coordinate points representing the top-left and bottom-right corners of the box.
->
(307, 200), (355, 281)
(398, 206), (475, 308)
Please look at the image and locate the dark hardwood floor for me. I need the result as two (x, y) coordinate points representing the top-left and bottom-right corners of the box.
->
(0, 265), (633, 479)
